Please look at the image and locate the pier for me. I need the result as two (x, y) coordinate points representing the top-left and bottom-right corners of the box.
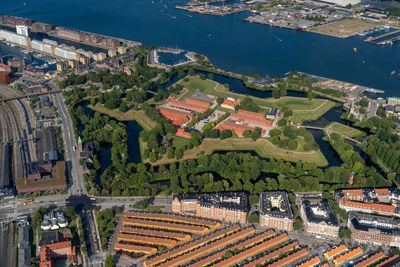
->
(364, 30), (400, 45)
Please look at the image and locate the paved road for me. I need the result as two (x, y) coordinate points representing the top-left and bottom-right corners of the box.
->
(53, 92), (86, 196)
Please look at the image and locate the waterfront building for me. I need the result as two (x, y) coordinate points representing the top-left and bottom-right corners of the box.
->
(348, 212), (400, 248)
(336, 188), (400, 216)
(388, 97), (400, 106)
(300, 197), (339, 238)
(0, 15), (32, 27)
(0, 29), (31, 47)
(259, 191), (294, 231)
(231, 109), (272, 127)
(31, 22), (53, 33)
(16, 25), (29, 37)
(172, 192), (249, 224)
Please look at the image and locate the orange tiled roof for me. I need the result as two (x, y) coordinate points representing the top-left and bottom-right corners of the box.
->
(324, 244), (347, 259)
(342, 199), (395, 213)
(333, 247), (363, 265)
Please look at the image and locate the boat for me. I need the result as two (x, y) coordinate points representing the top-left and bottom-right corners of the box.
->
(391, 70), (396, 75)
(353, 47), (357, 53)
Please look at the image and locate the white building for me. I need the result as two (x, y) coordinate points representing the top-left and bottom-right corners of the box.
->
(16, 25), (29, 37)
(324, 0), (360, 6)
(55, 46), (78, 60)
(0, 30), (31, 47)
(31, 40), (53, 54)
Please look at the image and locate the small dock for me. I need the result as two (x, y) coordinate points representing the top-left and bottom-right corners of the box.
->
(364, 30), (400, 45)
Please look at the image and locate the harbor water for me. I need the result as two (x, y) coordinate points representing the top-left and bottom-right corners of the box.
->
(2, 0), (399, 96)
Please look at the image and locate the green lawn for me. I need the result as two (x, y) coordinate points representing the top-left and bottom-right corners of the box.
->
(291, 101), (337, 124)
(177, 75), (336, 124)
(327, 122), (365, 138)
(89, 103), (156, 131)
(153, 138), (328, 167)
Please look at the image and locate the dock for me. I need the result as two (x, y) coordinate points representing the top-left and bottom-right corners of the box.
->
(364, 30), (400, 45)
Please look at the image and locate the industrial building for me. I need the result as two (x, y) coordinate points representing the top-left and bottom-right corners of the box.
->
(336, 188), (400, 216)
(171, 192), (249, 224)
(300, 196), (339, 238)
(259, 191), (294, 231)
(348, 212), (400, 248)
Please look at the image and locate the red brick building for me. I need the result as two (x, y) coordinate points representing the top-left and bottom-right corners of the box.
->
(40, 240), (78, 267)
(157, 106), (194, 127)
(176, 128), (192, 139)
(172, 192), (249, 224)
(336, 188), (399, 216)
(169, 98), (211, 113)
(215, 121), (255, 137)
(231, 109), (272, 127)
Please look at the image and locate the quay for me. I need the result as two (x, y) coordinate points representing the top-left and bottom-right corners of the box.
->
(364, 30), (400, 45)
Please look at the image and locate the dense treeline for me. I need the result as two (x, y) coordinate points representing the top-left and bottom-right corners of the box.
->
(359, 115), (400, 182)
(327, 132), (389, 187)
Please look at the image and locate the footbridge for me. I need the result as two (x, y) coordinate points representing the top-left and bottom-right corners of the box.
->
(298, 125), (361, 145)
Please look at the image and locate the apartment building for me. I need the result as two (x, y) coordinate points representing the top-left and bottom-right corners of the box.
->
(172, 192), (248, 224)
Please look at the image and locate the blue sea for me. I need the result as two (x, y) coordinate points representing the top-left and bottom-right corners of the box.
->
(1, 0), (399, 96)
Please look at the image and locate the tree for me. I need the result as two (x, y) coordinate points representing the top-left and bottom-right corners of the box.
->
(272, 89), (280, 99)
(65, 206), (76, 220)
(105, 255), (114, 267)
(208, 73), (214, 80)
(175, 149), (183, 160)
(247, 213), (259, 223)
(249, 194), (259, 205)
(200, 73), (206, 80)
(339, 228), (352, 239)
(220, 130), (232, 139)
(119, 102), (128, 113)
(288, 139), (297, 150)
(251, 127), (261, 141)
(243, 130), (251, 138)
(294, 218), (302, 230)
(278, 119), (287, 127)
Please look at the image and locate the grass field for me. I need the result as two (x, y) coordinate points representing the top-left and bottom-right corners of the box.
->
(291, 101), (337, 123)
(327, 122), (365, 138)
(177, 75), (335, 123)
(153, 138), (328, 167)
(89, 104), (156, 131)
(310, 19), (378, 38)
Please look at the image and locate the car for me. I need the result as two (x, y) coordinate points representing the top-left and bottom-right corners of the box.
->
(72, 146), (77, 151)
